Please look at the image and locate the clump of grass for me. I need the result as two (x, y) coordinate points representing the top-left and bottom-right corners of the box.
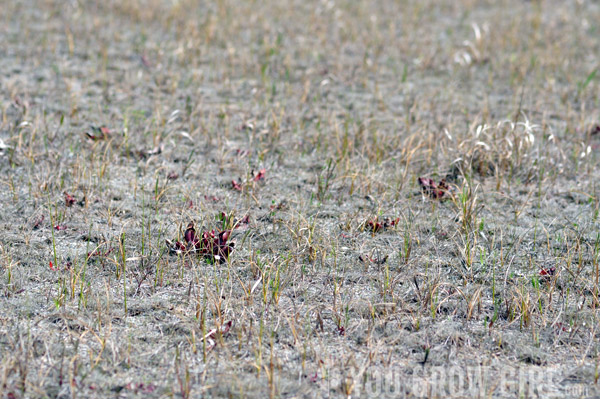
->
(452, 115), (540, 187)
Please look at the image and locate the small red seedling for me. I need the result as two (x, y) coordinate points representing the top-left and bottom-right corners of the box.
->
(269, 201), (287, 211)
(539, 267), (556, 283)
(233, 214), (251, 230)
(231, 168), (266, 192)
(167, 171), (179, 180)
(418, 177), (449, 199)
(49, 260), (70, 271)
(54, 224), (67, 231)
(64, 192), (76, 207)
(591, 124), (600, 136)
(252, 168), (266, 182)
(554, 322), (568, 333)
(366, 218), (384, 233)
(539, 267), (555, 276)
(231, 180), (243, 191)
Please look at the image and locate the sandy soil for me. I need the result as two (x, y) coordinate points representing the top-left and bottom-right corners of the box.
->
(1, 0), (600, 397)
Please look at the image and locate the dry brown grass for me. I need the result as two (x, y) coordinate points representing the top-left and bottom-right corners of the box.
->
(1, 0), (600, 397)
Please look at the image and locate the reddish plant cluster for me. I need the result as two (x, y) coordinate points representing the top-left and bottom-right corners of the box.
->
(64, 192), (76, 207)
(365, 217), (399, 233)
(252, 168), (266, 181)
(269, 200), (287, 212)
(169, 222), (234, 263)
(231, 168), (267, 191)
(49, 260), (72, 271)
(591, 124), (600, 136)
(539, 267), (556, 283)
(231, 179), (243, 191)
(418, 177), (449, 199)
(554, 322), (568, 333)
(539, 267), (556, 276)
(63, 192), (83, 207)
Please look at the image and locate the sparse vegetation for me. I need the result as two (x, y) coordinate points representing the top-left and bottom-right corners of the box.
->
(1, 0), (599, 397)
